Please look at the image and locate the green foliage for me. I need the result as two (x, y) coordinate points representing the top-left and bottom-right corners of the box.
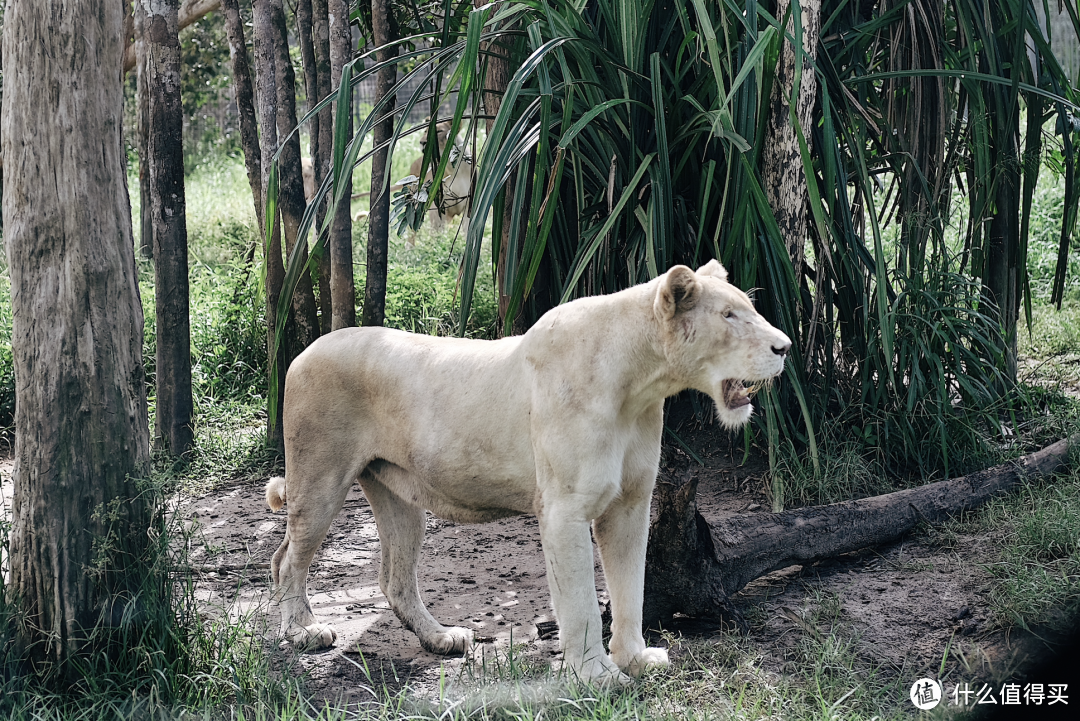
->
(277, 0), (1080, 491)
(944, 458), (1080, 634)
(378, 230), (499, 339)
(0, 473), (295, 717)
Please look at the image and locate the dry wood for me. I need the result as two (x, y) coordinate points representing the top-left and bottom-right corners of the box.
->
(643, 434), (1080, 625)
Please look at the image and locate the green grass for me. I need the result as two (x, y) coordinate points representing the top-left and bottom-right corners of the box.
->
(939, 462), (1080, 634)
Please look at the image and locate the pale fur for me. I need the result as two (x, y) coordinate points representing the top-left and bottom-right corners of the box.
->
(266, 261), (791, 684)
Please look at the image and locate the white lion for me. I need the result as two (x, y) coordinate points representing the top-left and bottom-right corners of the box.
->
(266, 261), (791, 684)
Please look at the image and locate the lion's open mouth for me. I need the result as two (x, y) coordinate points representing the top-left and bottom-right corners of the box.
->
(722, 379), (766, 409)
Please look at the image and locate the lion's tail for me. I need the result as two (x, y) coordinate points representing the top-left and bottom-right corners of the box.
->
(266, 476), (287, 512)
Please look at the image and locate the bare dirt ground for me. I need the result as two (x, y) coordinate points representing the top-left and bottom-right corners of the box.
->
(0, 445), (1065, 711)
(165, 447), (1063, 708)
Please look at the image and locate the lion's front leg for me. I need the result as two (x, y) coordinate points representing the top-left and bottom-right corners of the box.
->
(537, 502), (629, 685)
(593, 490), (669, 677)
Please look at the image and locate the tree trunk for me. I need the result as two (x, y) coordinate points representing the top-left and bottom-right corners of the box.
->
(2, 0), (151, 665)
(143, 0), (194, 457)
(295, 0), (331, 333)
(309, 0), (335, 334)
(362, 0), (396, 328)
(985, 108), (1022, 384)
(123, 0), (221, 75)
(474, 0), (519, 335)
(269, 0), (322, 355)
(327, 0), (356, 330)
(135, 3), (154, 259)
(761, 0), (820, 283)
(220, 0), (264, 238)
(643, 434), (1080, 626)
(252, 0), (288, 450)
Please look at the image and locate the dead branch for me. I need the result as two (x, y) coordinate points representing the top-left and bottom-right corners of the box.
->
(643, 433), (1080, 626)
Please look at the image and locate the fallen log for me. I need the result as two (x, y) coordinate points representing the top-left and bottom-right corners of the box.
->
(643, 433), (1080, 626)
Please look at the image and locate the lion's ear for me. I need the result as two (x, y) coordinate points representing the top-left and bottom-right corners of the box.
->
(655, 265), (701, 321)
(696, 259), (728, 282)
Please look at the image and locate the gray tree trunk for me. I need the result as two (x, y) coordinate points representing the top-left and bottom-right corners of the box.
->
(643, 434), (1080, 626)
(761, 0), (820, 283)
(252, 0), (288, 450)
(362, 0), (396, 328)
(2, 0), (151, 664)
(220, 0), (265, 240)
(135, 3), (154, 259)
(268, 0), (322, 355)
(327, 0), (356, 330)
(143, 0), (194, 457)
(306, 0), (335, 334)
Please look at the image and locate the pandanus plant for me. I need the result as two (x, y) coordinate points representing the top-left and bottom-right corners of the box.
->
(267, 0), (1080, 493)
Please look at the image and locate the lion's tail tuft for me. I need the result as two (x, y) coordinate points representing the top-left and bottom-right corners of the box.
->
(266, 476), (287, 512)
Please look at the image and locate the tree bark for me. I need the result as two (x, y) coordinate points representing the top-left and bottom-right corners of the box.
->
(327, 0), (355, 330)
(220, 0), (264, 237)
(473, 0), (520, 335)
(761, 0), (820, 283)
(268, 0), (322, 355)
(143, 0), (194, 457)
(308, 0), (335, 334)
(985, 109), (1022, 384)
(135, 2), (154, 259)
(252, 0), (288, 450)
(123, 0), (221, 75)
(362, 0), (396, 328)
(2, 0), (151, 665)
(643, 434), (1080, 626)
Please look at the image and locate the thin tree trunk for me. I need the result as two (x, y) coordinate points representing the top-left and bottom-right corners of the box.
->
(220, 0), (264, 238)
(328, 0), (356, 330)
(761, 0), (820, 284)
(643, 434), (1080, 626)
(985, 108), (1022, 384)
(252, 0), (287, 450)
(144, 0), (194, 457)
(269, 0), (321, 354)
(135, 3), (154, 259)
(2, 0), (151, 665)
(297, 0), (333, 333)
(362, 0), (396, 328)
(474, 0), (517, 334)
(313, 0), (339, 332)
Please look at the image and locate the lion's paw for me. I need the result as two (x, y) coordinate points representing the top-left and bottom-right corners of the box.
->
(420, 626), (473, 655)
(570, 655), (633, 687)
(288, 622), (337, 651)
(618, 646), (669, 678)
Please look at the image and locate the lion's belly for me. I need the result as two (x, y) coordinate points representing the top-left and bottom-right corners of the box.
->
(367, 441), (538, 523)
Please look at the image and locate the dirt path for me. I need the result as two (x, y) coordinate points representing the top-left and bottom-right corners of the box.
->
(0, 451), (1055, 707)
(178, 451), (1052, 706)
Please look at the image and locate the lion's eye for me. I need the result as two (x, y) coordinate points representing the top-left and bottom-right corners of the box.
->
(722, 309), (734, 319)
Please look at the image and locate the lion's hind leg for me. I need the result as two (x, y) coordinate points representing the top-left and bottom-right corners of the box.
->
(268, 467), (353, 650)
(359, 466), (473, 655)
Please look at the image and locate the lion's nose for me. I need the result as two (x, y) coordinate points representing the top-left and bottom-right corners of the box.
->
(772, 341), (791, 356)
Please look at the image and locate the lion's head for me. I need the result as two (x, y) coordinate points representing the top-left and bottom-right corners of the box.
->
(654, 260), (792, 428)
